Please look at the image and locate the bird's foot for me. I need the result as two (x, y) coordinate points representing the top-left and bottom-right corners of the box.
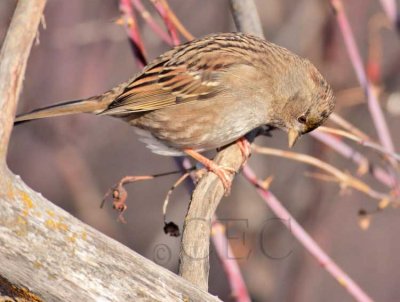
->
(236, 137), (251, 166)
(207, 162), (236, 195)
(184, 149), (235, 195)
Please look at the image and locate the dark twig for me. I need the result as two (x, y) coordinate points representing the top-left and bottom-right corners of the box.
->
(101, 168), (195, 222)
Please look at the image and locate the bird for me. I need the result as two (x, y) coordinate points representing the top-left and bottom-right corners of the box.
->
(14, 32), (335, 191)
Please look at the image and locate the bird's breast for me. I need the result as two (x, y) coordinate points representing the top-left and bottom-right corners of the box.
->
(129, 96), (267, 156)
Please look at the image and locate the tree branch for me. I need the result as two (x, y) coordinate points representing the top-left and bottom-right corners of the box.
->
(178, 0), (263, 291)
(0, 171), (221, 302)
(179, 145), (244, 290)
(0, 0), (46, 165)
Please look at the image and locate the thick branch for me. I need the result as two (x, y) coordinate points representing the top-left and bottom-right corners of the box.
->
(178, 0), (263, 291)
(0, 0), (46, 165)
(0, 170), (221, 302)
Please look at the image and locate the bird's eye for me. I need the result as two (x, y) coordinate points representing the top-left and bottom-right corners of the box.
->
(297, 115), (307, 124)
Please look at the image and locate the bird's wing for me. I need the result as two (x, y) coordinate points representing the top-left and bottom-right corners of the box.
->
(102, 36), (252, 115)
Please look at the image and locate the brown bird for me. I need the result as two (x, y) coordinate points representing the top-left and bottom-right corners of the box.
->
(15, 32), (335, 190)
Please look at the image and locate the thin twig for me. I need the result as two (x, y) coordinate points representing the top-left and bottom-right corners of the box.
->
(367, 13), (391, 85)
(211, 222), (251, 302)
(329, 113), (370, 141)
(242, 166), (374, 302)
(131, 0), (173, 45)
(150, 0), (194, 41)
(311, 131), (396, 186)
(252, 145), (394, 203)
(330, 0), (395, 156)
(151, 0), (181, 45)
(162, 171), (191, 220)
(317, 126), (400, 162)
(119, 0), (147, 66)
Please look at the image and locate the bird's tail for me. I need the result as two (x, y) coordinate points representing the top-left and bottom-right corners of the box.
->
(14, 96), (107, 125)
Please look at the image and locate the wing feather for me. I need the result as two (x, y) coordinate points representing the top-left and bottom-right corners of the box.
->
(102, 34), (254, 116)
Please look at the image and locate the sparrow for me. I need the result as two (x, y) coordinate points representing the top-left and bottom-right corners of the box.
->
(14, 32), (335, 190)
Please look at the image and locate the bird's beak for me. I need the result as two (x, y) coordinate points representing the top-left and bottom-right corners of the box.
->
(288, 129), (300, 148)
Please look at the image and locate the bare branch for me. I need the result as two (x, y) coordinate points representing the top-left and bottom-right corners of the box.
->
(179, 145), (244, 290)
(178, 0), (263, 291)
(0, 0), (47, 165)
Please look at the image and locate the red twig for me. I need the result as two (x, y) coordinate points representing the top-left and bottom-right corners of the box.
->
(150, 0), (194, 42)
(119, 0), (147, 66)
(242, 166), (374, 302)
(212, 221), (251, 302)
(151, 0), (181, 45)
(330, 0), (395, 155)
(131, 0), (173, 45)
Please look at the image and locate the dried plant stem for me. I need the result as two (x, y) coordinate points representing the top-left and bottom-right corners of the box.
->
(252, 145), (392, 202)
(329, 113), (370, 141)
(317, 126), (400, 162)
(242, 166), (374, 302)
(311, 131), (395, 188)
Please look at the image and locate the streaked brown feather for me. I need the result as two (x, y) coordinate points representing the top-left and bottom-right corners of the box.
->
(101, 33), (273, 115)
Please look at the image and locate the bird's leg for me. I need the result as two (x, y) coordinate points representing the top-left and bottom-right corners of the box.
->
(236, 137), (251, 166)
(184, 149), (236, 194)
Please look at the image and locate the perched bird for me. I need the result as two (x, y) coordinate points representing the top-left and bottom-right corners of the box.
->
(15, 32), (335, 190)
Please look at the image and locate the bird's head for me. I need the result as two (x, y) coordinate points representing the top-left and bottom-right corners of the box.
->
(276, 62), (335, 147)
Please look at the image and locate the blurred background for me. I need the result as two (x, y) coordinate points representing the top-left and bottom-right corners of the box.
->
(2, 0), (400, 301)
